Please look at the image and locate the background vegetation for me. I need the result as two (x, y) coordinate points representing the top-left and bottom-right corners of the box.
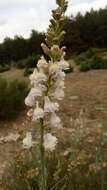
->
(64, 7), (107, 54)
(0, 7), (107, 67)
(0, 78), (29, 120)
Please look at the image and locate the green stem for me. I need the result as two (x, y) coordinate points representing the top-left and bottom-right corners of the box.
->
(40, 118), (46, 190)
(39, 72), (52, 190)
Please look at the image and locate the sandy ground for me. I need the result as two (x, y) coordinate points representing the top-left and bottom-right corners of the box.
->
(62, 69), (107, 124)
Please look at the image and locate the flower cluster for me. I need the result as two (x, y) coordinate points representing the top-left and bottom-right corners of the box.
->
(24, 44), (68, 151)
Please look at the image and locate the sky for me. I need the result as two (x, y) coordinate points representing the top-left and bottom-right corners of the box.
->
(0, 0), (107, 42)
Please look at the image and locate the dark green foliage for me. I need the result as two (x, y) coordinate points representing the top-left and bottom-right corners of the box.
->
(75, 53), (87, 65)
(25, 55), (41, 68)
(24, 68), (33, 76)
(90, 56), (107, 69)
(34, 54), (41, 66)
(25, 56), (36, 68)
(80, 62), (91, 72)
(16, 55), (41, 69)
(90, 48), (106, 54)
(85, 49), (95, 59)
(64, 55), (71, 61)
(0, 31), (45, 66)
(0, 78), (29, 120)
(28, 30), (45, 56)
(63, 8), (107, 54)
(16, 59), (27, 69)
(0, 65), (11, 72)
(75, 48), (107, 71)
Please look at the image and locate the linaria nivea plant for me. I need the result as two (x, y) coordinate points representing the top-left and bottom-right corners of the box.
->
(24, 0), (68, 189)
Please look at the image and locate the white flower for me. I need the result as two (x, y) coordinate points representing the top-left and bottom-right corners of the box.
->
(34, 83), (46, 91)
(37, 56), (47, 68)
(43, 133), (58, 151)
(29, 87), (42, 97)
(44, 96), (59, 113)
(58, 60), (69, 70)
(55, 80), (65, 89)
(54, 88), (64, 100)
(25, 87), (42, 107)
(50, 112), (62, 128)
(56, 70), (65, 80)
(23, 132), (33, 149)
(25, 95), (35, 107)
(30, 68), (47, 85)
(32, 102), (44, 121)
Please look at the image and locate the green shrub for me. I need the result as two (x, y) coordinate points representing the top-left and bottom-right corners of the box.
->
(75, 48), (107, 72)
(90, 56), (107, 69)
(64, 55), (71, 60)
(0, 78), (29, 120)
(80, 62), (91, 72)
(86, 48), (95, 58)
(25, 56), (35, 68)
(16, 55), (41, 69)
(24, 68), (33, 77)
(33, 55), (41, 66)
(75, 53), (86, 65)
(84, 48), (106, 59)
(26, 55), (41, 68)
(79, 56), (107, 71)
(16, 59), (27, 69)
(75, 48), (107, 65)
(90, 48), (106, 54)
(0, 65), (11, 72)
(102, 59), (107, 69)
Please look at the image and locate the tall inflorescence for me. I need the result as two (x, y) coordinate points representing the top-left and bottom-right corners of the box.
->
(24, 0), (68, 189)
(25, 0), (68, 152)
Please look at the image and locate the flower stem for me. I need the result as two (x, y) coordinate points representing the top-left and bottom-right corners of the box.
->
(40, 118), (46, 190)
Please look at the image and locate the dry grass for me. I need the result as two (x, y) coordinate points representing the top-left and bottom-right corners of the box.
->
(0, 68), (28, 82)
